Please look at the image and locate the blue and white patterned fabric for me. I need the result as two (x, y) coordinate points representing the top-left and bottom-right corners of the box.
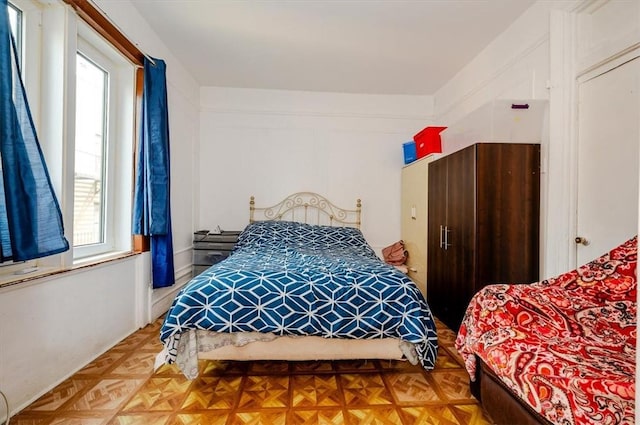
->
(160, 221), (438, 369)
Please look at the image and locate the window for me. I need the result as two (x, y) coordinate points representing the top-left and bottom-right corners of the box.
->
(7, 0), (42, 129)
(74, 53), (108, 249)
(72, 25), (135, 261)
(7, 2), (21, 58)
(0, 0), (142, 285)
(0, 0), (138, 283)
(3, 3), (22, 264)
(0, 1), (28, 272)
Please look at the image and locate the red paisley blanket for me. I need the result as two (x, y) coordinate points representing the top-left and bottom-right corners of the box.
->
(456, 236), (636, 425)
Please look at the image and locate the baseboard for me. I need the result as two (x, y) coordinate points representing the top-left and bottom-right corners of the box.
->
(151, 272), (192, 319)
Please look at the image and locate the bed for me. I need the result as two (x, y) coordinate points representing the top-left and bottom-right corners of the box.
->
(455, 236), (636, 425)
(157, 192), (438, 378)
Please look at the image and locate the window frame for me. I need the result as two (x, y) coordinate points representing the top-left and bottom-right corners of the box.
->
(73, 44), (113, 258)
(62, 0), (149, 255)
(9, 0), (41, 127)
(72, 21), (135, 261)
(7, 2), (22, 61)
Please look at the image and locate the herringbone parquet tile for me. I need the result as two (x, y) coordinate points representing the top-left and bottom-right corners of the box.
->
(180, 376), (243, 410)
(435, 348), (461, 370)
(398, 405), (461, 425)
(26, 378), (95, 411)
(107, 413), (171, 425)
(173, 412), (230, 425)
(289, 408), (345, 425)
(7, 417), (51, 425)
(68, 378), (145, 411)
(345, 407), (404, 425)
(231, 410), (288, 425)
(430, 371), (475, 403)
(76, 351), (128, 376)
(10, 316), (494, 424)
(137, 336), (164, 352)
(110, 333), (151, 352)
(384, 373), (440, 404)
(110, 351), (157, 376)
(449, 404), (493, 425)
(49, 416), (108, 425)
(340, 373), (395, 406)
(291, 375), (342, 407)
(122, 376), (191, 411)
(238, 375), (289, 409)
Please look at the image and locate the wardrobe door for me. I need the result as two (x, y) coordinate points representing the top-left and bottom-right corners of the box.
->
(475, 144), (540, 289)
(426, 158), (448, 322)
(442, 145), (477, 330)
(401, 158), (431, 297)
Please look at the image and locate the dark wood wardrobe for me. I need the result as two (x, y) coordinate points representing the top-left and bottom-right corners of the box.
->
(427, 143), (540, 331)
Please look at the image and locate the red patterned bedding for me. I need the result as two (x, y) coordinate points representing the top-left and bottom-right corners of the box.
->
(456, 236), (636, 425)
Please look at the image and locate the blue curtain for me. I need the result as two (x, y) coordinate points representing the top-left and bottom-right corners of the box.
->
(133, 57), (174, 288)
(0, 0), (68, 262)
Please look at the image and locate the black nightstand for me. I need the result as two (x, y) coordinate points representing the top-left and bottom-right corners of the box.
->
(192, 231), (241, 277)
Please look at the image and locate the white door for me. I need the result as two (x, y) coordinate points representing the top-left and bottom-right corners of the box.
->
(575, 56), (639, 265)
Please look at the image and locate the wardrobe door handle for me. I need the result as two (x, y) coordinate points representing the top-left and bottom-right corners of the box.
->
(439, 225), (444, 249)
(444, 226), (451, 250)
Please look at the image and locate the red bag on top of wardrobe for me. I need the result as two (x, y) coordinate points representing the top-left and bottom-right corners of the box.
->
(413, 126), (447, 159)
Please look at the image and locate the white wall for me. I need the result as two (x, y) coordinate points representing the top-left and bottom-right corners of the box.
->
(434, 0), (639, 280)
(434, 2), (554, 126)
(199, 87), (434, 250)
(0, 257), (146, 413)
(1, 0), (200, 415)
(433, 1), (569, 279)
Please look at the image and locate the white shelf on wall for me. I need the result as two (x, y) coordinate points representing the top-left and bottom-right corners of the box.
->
(440, 99), (547, 155)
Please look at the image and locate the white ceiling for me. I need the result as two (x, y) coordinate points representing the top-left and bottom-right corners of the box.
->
(129, 0), (536, 95)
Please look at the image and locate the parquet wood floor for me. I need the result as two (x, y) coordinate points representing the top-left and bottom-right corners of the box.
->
(11, 318), (493, 424)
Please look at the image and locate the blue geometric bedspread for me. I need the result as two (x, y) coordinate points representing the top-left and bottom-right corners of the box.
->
(160, 221), (438, 369)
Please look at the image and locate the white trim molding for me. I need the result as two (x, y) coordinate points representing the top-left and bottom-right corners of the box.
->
(546, 8), (578, 279)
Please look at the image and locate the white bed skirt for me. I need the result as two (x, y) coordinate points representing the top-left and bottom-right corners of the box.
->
(199, 335), (405, 361)
(157, 330), (416, 378)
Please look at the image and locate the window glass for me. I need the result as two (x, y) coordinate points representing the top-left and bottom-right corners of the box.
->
(0, 3), (24, 269)
(74, 53), (108, 247)
(8, 2), (22, 61)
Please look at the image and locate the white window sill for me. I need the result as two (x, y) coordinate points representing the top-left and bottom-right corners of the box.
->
(73, 250), (136, 267)
(0, 265), (65, 288)
(0, 251), (138, 290)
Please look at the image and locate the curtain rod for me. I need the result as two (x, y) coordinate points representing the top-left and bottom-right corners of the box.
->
(88, 0), (156, 67)
(63, 0), (156, 67)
